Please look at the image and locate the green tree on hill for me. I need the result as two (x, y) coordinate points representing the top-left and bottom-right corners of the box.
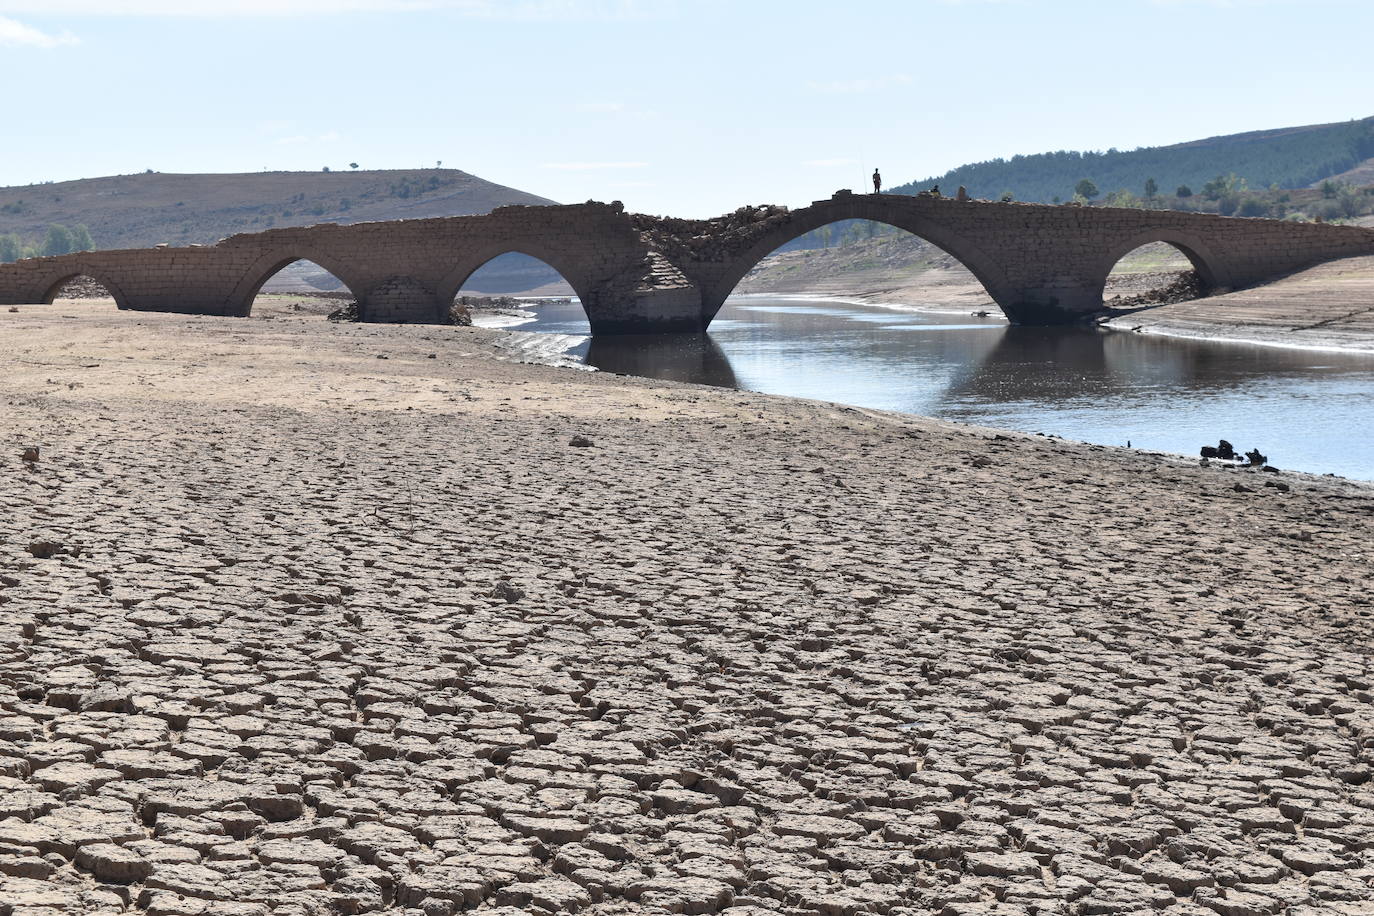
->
(43, 224), (75, 257)
(1144, 177), (1158, 199)
(1075, 179), (1099, 200)
(70, 224), (94, 252)
(0, 233), (22, 262)
(1202, 173), (1244, 201)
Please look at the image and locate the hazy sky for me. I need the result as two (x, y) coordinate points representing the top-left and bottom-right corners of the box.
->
(2, 0), (1371, 217)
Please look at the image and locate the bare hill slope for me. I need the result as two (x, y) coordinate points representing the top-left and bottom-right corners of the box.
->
(0, 168), (556, 251)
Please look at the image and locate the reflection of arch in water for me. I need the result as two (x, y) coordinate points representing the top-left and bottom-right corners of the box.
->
(585, 333), (738, 388)
(228, 253), (361, 317)
(944, 325), (1342, 408)
(702, 212), (1009, 329)
(41, 270), (130, 310)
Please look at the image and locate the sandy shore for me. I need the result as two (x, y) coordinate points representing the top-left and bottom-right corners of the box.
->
(2, 301), (1374, 915)
(1101, 255), (1374, 354)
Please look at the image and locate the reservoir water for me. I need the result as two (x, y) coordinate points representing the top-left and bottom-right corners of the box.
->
(477, 295), (1374, 481)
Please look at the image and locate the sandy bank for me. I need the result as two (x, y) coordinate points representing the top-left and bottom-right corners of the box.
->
(1101, 254), (1374, 354)
(2, 301), (1373, 914)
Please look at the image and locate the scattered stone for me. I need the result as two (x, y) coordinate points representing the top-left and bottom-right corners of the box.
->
(25, 541), (64, 559)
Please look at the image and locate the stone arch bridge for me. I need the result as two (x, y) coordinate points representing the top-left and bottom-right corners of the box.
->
(3, 192), (1372, 334)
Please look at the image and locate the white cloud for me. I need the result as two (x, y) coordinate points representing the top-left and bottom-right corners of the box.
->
(809, 74), (912, 95)
(0, 14), (77, 46)
(0, 0), (669, 17)
(541, 161), (649, 170)
(805, 158), (859, 168)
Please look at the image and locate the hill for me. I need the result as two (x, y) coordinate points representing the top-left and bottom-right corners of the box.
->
(889, 116), (1374, 203)
(0, 168), (555, 251)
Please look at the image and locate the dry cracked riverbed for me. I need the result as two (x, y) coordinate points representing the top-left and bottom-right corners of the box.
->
(2, 302), (1374, 916)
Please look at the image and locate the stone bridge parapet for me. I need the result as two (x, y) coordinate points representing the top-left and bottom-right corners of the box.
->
(2, 193), (1372, 333)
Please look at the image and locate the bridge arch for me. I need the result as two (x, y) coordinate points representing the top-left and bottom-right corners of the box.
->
(1095, 229), (1234, 300)
(40, 269), (131, 310)
(436, 247), (595, 314)
(699, 199), (1014, 327)
(227, 250), (363, 317)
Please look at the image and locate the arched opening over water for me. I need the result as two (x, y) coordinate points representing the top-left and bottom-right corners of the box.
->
(449, 251), (588, 333)
(42, 273), (127, 309)
(1100, 232), (1231, 311)
(715, 218), (1004, 324)
(242, 257), (358, 319)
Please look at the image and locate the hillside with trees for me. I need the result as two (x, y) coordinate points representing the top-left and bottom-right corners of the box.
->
(889, 116), (1374, 204)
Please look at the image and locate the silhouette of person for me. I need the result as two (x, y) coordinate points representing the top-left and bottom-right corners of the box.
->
(872, 169), (882, 194)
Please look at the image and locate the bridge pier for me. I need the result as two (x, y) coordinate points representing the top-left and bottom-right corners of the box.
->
(994, 287), (1106, 325)
(357, 276), (447, 324)
(582, 286), (707, 335)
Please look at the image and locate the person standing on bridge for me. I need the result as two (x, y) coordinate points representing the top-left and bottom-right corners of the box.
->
(872, 168), (882, 194)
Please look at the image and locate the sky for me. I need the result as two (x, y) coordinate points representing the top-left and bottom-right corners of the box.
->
(1, 0), (1372, 218)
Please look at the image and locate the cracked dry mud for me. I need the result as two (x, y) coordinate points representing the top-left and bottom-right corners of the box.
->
(2, 302), (1373, 916)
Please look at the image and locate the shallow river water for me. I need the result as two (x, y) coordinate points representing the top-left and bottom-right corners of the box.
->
(478, 295), (1374, 481)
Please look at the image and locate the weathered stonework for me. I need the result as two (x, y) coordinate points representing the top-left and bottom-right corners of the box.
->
(2, 194), (1372, 332)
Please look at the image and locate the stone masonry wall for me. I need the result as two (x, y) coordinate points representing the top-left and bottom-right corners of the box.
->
(2, 196), (1372, 331)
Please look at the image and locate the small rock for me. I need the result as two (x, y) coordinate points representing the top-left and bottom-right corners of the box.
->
(569, 435), (594, 447)
(21, 447), (39, 463)
(26, 541), (64, 559)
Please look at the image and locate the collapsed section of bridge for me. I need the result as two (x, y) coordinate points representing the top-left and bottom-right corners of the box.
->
(3, 193), (1373, 333)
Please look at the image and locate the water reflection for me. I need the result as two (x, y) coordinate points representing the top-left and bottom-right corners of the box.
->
(586, 334), (738, 388)
(474, 296), (1374, 479)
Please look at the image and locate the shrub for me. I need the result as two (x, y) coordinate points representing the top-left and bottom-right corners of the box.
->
(1202, 173), (1245, 202)
(1176, 185), (1193, 198)
(1237, 198), (1268, 218)
(42, 224), (75, 256)
(1074, 179), (1099, 199)
(1338, 188), (1364, 218)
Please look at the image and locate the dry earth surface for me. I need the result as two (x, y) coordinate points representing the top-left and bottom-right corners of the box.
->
(2, 301), (1374, 916)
